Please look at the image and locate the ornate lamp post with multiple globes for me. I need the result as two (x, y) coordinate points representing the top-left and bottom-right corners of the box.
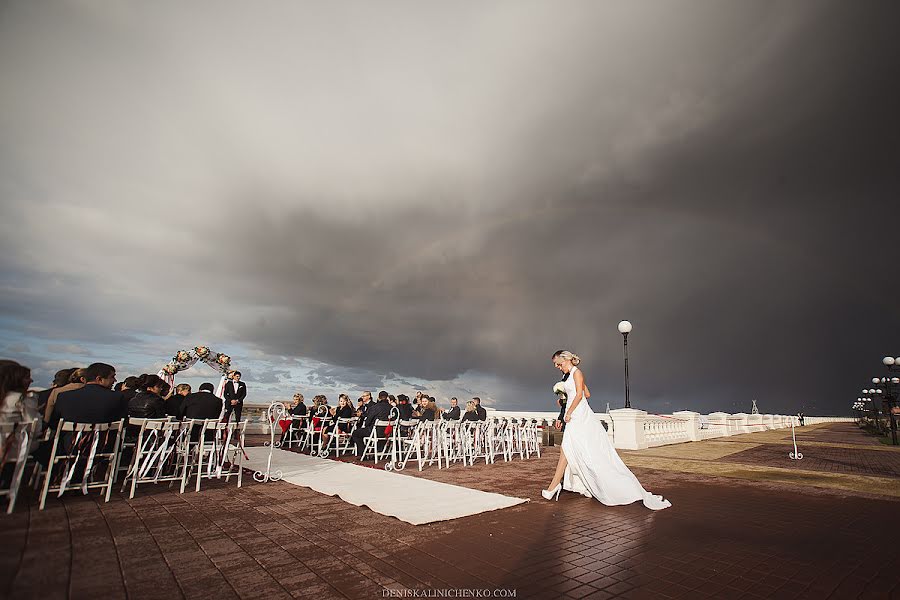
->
(873, 356), (900, 445)
(861, 388), (880, 429)
(853, 398), (869, 424)
(617, 320), (633, 409)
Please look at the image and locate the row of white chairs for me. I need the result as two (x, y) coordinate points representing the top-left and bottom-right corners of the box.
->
(279, 409), (543, 472)
(0, 417), (247, 512)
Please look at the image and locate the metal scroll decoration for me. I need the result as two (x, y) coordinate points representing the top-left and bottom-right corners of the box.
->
(254, 401), (286, 482)
(789, 420), (803, 460)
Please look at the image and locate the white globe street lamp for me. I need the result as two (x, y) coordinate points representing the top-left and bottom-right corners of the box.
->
(617, 320), (633, 408)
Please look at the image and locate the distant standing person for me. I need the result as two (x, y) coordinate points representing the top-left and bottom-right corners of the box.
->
(223, 371), (247, 422)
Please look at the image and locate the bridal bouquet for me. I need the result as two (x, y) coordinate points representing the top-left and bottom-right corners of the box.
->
(553, 382), (567, 400)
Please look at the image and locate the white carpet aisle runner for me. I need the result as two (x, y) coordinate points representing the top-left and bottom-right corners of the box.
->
(244, 447), (528, 525)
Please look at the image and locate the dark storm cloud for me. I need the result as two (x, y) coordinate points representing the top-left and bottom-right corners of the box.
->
(1, 1), (897, 414)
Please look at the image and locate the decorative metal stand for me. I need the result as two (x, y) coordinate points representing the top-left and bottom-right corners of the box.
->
(253, 401), (286, 482)
(789, 421), (803, 460)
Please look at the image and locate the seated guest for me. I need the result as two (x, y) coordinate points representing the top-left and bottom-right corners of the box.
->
(178, 382), (223, 441)
(0, 363), (40, 483)
(165, 383), (191, 417)
(120, 376), (139, 402)
(396, 394), (413, 420)
(356, 390), (373, 427)
(442, 397), (461, 420)
(44, 368), (86, 423)
(351, 391), (392, 457)
(1, 362), (39, 423)
(333, 394), (354, 426)
(418, 397), (438, 422)
(411, 391), (424, 414)
(290, 393), (307, 416)
(36, 368), (75, 423)
(461, 400), (479, 422)
(128, 374), (169, 419)
(473, 397), (487, 421)
(52, 363), (127, 425)
(178, 382), (223, 420)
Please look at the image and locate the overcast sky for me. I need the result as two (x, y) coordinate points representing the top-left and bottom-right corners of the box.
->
(1, 1), (897, 415)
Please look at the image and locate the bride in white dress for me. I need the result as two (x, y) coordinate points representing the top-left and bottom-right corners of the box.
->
(542, 350), (671, 511)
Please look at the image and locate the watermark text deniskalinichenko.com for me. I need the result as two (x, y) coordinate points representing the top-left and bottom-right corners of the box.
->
(383, 588), (516, 598)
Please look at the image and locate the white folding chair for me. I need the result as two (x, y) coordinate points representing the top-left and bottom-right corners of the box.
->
(441, 420), (469, 467)
(516, 420), (540, 459)
(398, 421), (444, 471)
(301, 407), (329, 455)
(358, 419), (395, 464)
(321, 417), (356, 457)
(123, 419), (193, 498)
(39, 420), (125, 510)
(0, 418), (39, 513)
(282, 415), (308, 448)
(191, 419), (247, 492)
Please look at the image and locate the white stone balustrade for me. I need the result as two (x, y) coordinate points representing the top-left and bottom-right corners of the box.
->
(241, 404), (854, 445)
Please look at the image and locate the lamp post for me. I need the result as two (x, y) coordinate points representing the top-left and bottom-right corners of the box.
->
(617, 320), (633, 409)
(853, 398), (868, 424)
(874, 356), (900, 445)
(862, 388), (879, 429)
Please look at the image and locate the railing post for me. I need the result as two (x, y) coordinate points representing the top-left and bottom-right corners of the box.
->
(609, 408), (648, 450)
(672, 411), (702, 441)
(708, 412), (730, 437)
(729, 413), (749, 434)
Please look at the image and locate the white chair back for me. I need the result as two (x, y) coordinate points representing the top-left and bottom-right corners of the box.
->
(39, 419), (126, 510)
(0, 418), (39, 513)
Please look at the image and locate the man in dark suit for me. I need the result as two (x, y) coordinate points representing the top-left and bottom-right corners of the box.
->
(556, 372), (569, 432)
(223, 371), (247, 422)
(178, 382), (223, 441)
(442, 397), (461, 420)
(351, 391), (392, 457)
(473, 397), (487, 421)
(356, 390), (373, 427)
(52, 362), (128, 425)
(165, 384), (191, 417)
(179, 383), (223, 420)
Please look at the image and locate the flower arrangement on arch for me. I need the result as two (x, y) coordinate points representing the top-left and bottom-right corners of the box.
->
(215, 353), (231, 367)
(194, 346), (210, 358)
(163, 363), (179, 375)
(175, 350), (191, 363)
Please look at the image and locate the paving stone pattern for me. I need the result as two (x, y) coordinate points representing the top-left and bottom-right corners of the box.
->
(1, 423), (898, 600)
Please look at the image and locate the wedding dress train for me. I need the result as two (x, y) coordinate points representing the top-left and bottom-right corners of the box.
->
(561, 367), (671, 510)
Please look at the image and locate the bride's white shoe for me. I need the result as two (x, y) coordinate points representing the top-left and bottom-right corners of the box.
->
(541, 483), (562, 501)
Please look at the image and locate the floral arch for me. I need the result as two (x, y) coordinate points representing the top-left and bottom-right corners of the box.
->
(156, 346), (236, 398)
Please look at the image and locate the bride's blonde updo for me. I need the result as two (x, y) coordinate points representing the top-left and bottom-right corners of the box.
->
(553, 350), (581, 366)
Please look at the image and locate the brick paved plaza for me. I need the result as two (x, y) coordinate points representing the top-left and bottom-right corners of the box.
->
(1, 423), (898, 599)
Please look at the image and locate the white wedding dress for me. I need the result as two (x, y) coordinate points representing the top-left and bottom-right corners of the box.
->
(561, 367), (671, 510)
